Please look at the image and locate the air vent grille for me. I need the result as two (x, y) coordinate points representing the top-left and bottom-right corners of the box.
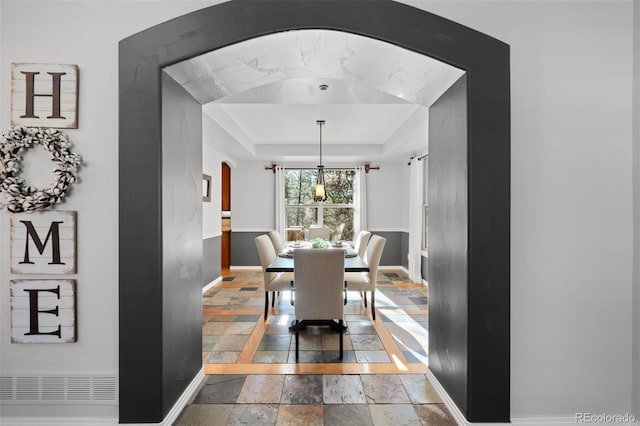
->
(0, 375), (117, 404)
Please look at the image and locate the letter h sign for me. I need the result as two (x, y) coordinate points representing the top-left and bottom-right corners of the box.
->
(11, 63), (79, 128)
(10, 211), (77, 274)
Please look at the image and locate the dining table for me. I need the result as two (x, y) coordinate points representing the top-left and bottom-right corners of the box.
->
(265, 243), (369, 273)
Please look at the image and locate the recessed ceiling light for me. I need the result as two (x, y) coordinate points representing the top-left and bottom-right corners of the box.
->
(319, 84), (329, 91)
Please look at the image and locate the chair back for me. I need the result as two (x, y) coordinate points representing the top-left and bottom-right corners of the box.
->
(364, 235), (386, 286)
(293, 249), (344, 321)
(332, 223), (345, 241)
(255, 234), (277, 284)
(268, 230), (285, 253)
(354, 230), (371, 258)
(308, 226), (331, 240)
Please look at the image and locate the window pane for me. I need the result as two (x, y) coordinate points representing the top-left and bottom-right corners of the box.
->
(285, 169), (317, 204)
(324, 169), (355, 204)
(285, 206), (318, 230)
(322, 207), (354, 241)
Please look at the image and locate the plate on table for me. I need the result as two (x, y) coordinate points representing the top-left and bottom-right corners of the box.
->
(330, 241), (344, 248)
(289, 242), (304, 248)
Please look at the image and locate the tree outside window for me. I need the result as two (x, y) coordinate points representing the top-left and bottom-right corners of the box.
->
(284, 169), (356, 241)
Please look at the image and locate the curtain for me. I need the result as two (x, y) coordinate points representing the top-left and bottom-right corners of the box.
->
(275, 166), (286, 237)
(408, 158), (424, 283)
(354, 166), (367, 236)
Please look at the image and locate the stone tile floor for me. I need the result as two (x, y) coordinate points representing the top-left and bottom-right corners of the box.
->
(176, 373), (456, 425)
(175, 269), (456, 425)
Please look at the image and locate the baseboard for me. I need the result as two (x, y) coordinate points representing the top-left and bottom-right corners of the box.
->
(425, 369), (470, 425)
(229, 266), (261, 270)
(510, 417), (577, 424)
(159, 368), (205, 426)
(203, 276), (222, 293)
(511, 415), (639, 425)
(379, 265), (409, 273)
(0, 418), (117, 425)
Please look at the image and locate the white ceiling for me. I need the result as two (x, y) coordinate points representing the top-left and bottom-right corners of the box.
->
(164, 29), (464, 164)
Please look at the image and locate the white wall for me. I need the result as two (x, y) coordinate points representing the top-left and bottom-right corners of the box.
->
(400, 0), (636, 420)
(0, 0), (221, 420)
(632, 0), (640, 417)
(231, 161), (275, 231)
(0, 0), (636, 423)
(366, 161), (410, 232)
(202, 116), (224, 239)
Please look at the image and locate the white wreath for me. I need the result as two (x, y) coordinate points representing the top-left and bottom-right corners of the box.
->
(0, 126), (82, 213)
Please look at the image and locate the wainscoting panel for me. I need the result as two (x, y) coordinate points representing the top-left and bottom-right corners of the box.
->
(203, 235), (221, 287)
(231, 231), (264, 267)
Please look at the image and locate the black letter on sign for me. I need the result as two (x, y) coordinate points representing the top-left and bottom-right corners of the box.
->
(19, 220), (65, 265)
(24, 285), (61, 338)
(20, 71), (66, 119)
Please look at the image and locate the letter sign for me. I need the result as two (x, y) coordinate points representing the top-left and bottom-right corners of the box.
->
(11, 63), (79, 128)
(10, 211), (76, 274)
(10, 279), (77, 343)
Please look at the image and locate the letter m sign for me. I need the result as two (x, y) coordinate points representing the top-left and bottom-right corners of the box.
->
(11, 211), (77, 274)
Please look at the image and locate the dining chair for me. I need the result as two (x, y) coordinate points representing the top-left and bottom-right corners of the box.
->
(344, 235), (386, 320)
(353, 230), (371, 259)
(307, 226), (331, 240)
(268, 230), (285, 254)
(292, 249), (345, 360)
(332, 223), (345, 241)
(255, 234), (294, 319)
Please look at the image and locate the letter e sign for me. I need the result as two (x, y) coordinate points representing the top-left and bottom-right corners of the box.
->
(11, 63), (79, 129)
(10, 211), (77, 274)
(10, 279), (77, 343)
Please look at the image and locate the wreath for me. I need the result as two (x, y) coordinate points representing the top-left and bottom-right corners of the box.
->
(0, 126), (82, 213)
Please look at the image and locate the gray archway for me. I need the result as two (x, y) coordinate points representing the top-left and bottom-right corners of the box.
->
(119, 1), (510, 423)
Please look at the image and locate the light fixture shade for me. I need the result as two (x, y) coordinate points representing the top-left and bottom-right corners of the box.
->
(314, 165), (326, 202)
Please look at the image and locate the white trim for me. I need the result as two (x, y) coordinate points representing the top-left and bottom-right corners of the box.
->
(426, 369), (468, 425)
(230, 228), (271, 233)
(203, 232), (222, 240)
(230, 266), (261, 270)
(368, 228), (409, 233)
(379, 266), (409, 274)
(157, 368), (205, 426)
(203, 276), (222, 293)
(510, 417), (580, 425)
(0, 418), (118, 425)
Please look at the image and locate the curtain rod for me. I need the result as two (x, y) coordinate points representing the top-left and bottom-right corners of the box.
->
(407, 154), (428, 165)
(264, 163), (380, 173)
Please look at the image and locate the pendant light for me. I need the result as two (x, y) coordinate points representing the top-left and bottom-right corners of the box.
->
(314, 120), (327, 202)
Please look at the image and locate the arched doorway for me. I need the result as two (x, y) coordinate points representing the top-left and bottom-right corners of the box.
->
(119, 1), (510, 423)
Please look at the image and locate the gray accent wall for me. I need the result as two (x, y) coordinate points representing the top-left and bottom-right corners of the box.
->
(203, 235), (221, 286)
(371, 231), (407, 267)
(119, 2), (510, 422)
(428, 75), (469, 415)
(230, 231), (408, 268)
(231, 232), (263, 266)
(160, 74), (203, 420)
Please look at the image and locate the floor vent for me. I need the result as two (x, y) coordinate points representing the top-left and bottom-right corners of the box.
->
(0, 375), (118, 403)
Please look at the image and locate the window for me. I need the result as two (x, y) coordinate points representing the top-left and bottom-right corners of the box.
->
(284, 169), (356, 241)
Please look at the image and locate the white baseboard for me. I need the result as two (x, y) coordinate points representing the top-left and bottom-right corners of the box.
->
(229, 266), (261, 270)
(425, 369), (470, 425)
(158, 368), (205, 426)
(510, 417), (576, 424)
(0, 418), (117, 425)
(203, 276), (222, 293)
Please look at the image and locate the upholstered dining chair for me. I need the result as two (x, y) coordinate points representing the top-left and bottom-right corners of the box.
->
(353, 230), (371, 259)
(255, 235), (294, 319)
(292, 249), (345, 360)
(344, 235), (386, 320)
(307, 226), (331, 240)
(268, 230), (285, 254)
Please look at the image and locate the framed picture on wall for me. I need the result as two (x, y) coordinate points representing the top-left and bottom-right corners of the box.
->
(203, 174), (212, 202)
